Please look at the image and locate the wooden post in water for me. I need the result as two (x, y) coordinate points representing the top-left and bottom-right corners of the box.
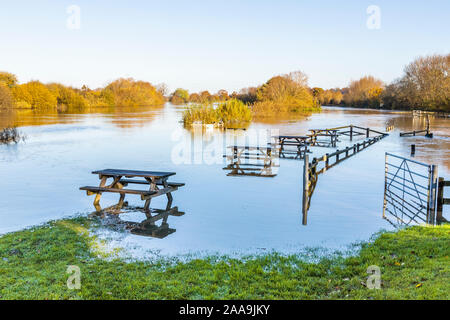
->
(302, 154), (309, 226)
(350, 125), (353, 141)
(436, 178), (444, 223)
(411, 144), (416, 156)
(366, 128), (370, 138)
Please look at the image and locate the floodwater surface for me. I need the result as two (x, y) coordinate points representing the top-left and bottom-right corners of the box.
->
(1, 105), (449, 258)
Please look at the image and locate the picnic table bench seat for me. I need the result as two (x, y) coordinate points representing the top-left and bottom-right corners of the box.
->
(118, 179), (185, 188)
(80, 186), (156, 196)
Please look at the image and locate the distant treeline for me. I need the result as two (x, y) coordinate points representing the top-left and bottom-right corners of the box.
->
(312, 54), (449, 112)
(1, 53), (448, 115)
(0, 76), (165, 112)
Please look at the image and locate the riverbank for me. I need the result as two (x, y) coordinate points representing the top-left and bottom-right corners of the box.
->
(0, 217), (448, 300)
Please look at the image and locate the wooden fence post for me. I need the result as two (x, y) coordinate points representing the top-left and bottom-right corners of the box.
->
(426, 165), (438, 224)
(436, 178), (444, 223)
(302, 155), (309, 226)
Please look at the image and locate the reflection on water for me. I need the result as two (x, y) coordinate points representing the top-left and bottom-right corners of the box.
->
(0, 104), (449, 257)
(99, 206), (185, 239)
(0, 105), (164, 129)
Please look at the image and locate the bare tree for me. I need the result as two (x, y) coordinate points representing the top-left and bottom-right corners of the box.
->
(285, 70), (309, 87)
(156, 83), (169, 96)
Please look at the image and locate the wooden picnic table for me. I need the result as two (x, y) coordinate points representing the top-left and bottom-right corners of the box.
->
(272, 135), (311, 159)
(308, 129), (339, 147)
(80, 169), (184, 213)
(223, 145), (278, 177)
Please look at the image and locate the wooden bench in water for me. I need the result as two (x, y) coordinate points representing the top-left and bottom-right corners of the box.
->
(80, 169), (185, 213)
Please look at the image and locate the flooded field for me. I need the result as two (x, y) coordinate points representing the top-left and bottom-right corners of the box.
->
(1, 105), (449, 258)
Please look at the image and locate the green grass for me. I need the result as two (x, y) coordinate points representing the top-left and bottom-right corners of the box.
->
(0, 217), (448, 300)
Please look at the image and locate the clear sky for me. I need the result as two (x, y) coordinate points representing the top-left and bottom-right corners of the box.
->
(0, 0), (449, 93)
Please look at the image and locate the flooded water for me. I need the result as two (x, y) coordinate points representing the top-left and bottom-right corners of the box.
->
(1, 105), (449, 258)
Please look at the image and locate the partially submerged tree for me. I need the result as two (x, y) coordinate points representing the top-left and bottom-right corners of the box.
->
(103, 78), (164, 107)
(170, 88), (189, 104)
(343, 76), (384, 108)
(253, 75), (317, 113)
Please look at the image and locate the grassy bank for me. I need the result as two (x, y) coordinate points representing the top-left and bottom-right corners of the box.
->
(0, 217), (448, 299)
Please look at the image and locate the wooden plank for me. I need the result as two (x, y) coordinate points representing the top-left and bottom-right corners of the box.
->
(92, 169), (176, 178)
(276, 135), (309, 139)
(80, 186), (156, 196)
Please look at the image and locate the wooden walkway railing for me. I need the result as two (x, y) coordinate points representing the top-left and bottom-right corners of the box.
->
(301, 125), (388, 225)
(400, 114), (433, 138)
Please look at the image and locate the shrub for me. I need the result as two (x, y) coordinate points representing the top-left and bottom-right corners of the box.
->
(182, 99), (252, 127)
(216, 98), (252, 124)
(11, 81), (57, 110)
(182, 104), (219, 126)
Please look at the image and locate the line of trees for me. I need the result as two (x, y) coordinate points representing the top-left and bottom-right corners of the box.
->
(0, 74), (165, 112)
(169, 88), (231, 105)
(313, 54), (449, 111)
(2, 53), (448, 114)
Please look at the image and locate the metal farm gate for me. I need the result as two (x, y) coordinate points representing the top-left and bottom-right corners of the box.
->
(383, 153), (439, 227)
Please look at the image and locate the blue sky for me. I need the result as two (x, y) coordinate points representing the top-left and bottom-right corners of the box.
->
(0, 0), (449, 93)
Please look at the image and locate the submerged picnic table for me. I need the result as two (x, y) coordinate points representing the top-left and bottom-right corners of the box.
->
(272, 135), (311, 159)
(223, 145), (279, 177)
(308, 129), (339, 147)
(80, 169), (185, 213)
